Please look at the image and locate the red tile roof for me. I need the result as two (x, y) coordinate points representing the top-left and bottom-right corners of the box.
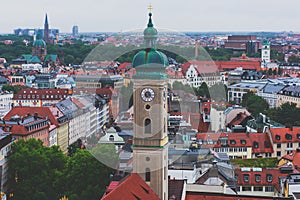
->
(269, 127), (300, 143)
(181, 61), (261, 75)
(248, 133), (273, 154)
(196, 132), (252, 148)
(101, 173), (159, 200)
(4, 106), (59, 126)
(281, 148), (300, 168)
(235, 168), (285, 191)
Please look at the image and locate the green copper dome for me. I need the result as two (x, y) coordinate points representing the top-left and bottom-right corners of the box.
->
(33, 32), (46, 48)
(132, 48), (168, 68)
(131, 11), (169, 80)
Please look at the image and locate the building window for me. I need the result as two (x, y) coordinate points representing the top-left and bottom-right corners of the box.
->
(255, 174), (261, 182)
(144, 118), (151, 134)
(277, 143), (281, 148)
(253, 141), (259, 148)
(243, 174), (249, 182)
(109, 135), (114, 142)
(265, 186), (274, 192)
(287, 143), (293, 148)
(254, 186), (263, 191)
(242, 186), (251, 191)
(145, 168), (150, 182)
(267, 174), (272, 182)
(277, 151), (281, 157)
(286, 133), (292, 140)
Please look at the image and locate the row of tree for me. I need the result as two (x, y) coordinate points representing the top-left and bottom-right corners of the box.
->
(8, 139), (117, 200)
(241, 91), (300, 127)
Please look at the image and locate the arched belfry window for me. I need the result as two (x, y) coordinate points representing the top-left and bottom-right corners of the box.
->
(145, 118), (151, 134)
(109, 135), (114, 142)
(146, 168), (151, 181)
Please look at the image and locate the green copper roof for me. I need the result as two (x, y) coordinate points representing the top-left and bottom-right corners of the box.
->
(132, 48), (168, 80)
(131, 11), (168, 80)
(143, 13), (157, 38)
(132, 48), (168, 68)
(45, 54), (58, 62)
(262, 40), (270, 46)
(33, 30), (46, 47)
(30, 56), (41, 63)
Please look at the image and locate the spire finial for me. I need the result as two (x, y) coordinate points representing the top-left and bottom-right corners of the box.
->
(147, 4), (153, 28)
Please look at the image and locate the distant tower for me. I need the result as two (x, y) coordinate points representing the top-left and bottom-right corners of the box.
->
(32, 31), (47, 60)
(44, 13), (49, 43)
(261, 40), (270, 65)
(72, 25), (79, 36)
(131, 6), (169, 200)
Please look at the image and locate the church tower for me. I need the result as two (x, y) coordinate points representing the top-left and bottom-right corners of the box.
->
(132, 7), (169, 200)
(43, 13), (49, 43)
(32, 31), (47, 60)
(261, 40), (270, 66)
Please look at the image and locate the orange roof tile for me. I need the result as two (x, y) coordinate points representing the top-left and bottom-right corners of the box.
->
(101, 173), (159, 200)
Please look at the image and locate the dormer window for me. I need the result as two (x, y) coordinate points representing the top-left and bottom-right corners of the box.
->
(297, 134), (300, 139)
(244, 174), (249, 182)
(255, 174), (261, 182)
(241, 139), (246, 145)
(253, 141), (259, 148)
(230, 140), (236, 145)
(267, 174), (272, 182)
(275, 135), (281, 140)
(285, 133), (292, 140)
(264, 141), (270, 148)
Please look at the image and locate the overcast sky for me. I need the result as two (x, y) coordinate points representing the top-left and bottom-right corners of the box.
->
(1, 0), (299, 34)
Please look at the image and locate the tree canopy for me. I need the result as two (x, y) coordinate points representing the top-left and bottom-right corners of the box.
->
(8, 139), (114, 200)
(265, 102), (300, 127)
(241, 92), (269, 117)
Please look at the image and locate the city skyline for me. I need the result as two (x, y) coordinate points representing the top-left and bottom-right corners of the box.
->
(1, 0), (300, 34)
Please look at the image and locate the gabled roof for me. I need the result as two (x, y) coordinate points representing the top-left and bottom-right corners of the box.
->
(269, 127), (300, 143)
(4, 106), (59, 126)
(29, 55), (41, 63)
(101, 173), (159, 200)
(281, 148), (300, 168)
(248, 133), (273, 154)
(235, 168), (284, 191)
(45, 54), (58, 62)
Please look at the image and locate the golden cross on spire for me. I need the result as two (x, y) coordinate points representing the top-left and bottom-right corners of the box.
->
(148, 4), (153, 13)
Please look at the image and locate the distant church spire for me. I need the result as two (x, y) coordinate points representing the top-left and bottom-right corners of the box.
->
(43, 13), (49, 43)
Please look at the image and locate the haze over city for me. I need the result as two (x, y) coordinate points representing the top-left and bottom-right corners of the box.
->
(1, 0), (300, 33)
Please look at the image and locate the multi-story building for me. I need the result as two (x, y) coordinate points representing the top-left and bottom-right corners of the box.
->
(0, 92), (13, 117)
(0, 133), (14, 193)
(257, 83), (286, 108)
(210, 105), (226, 132)
(224, 35), (260, 54)
(235, 167), (282, 196)
(266, 127), (300, 158)
(0, 114), (50, 146)
(182, 61), (222, 87)
(227, 82), (266, 104)
(197, 133), (253, 159)
(276, 85), (300, 108)
(13, 88), (70, 107)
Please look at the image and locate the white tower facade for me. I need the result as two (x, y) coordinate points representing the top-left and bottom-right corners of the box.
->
(261, 40), (271, 65)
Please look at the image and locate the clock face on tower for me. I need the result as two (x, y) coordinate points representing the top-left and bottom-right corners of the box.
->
(141, 88), (155, 102)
